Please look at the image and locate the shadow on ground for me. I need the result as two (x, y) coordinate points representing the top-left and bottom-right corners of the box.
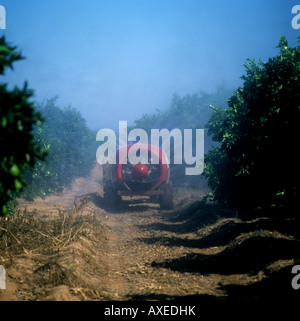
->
(127, 272), (298, 306)
(138, 216), (300, 248)
(150, 236), (299, 275)
(137, 201), (235, 234)
(137, 200), (300, 303)
(84, 192), (161, 213)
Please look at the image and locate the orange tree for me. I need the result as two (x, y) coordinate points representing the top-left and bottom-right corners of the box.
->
(0, 37), (46, 215)
(21, 98), (96, 201)
(204, 36), (300, 214)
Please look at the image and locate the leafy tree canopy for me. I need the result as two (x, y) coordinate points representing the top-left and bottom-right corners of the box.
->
(21, 97), (96, 201)
(204, 36), (300, 213)
(0, 37), (46, 215)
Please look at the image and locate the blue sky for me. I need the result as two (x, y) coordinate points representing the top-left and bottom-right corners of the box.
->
(0, 0), (299, 129)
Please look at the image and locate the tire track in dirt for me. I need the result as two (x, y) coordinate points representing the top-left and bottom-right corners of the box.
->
(100, 214), (132, 300)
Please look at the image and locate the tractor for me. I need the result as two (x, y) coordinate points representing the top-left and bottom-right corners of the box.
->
(102, 143), (173, 210)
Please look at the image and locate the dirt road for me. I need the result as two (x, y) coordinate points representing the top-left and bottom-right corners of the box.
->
(0, 164), (299, 302)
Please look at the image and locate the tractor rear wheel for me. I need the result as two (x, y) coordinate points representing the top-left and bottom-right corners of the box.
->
(102, 165), (122, 211)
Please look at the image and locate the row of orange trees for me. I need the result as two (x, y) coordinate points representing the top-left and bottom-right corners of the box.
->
(133, 36), (299, 215)
(204, 36), (299, 212)
(0, 37), (95, 215)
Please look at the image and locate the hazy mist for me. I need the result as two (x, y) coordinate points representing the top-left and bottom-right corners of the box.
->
(1, 0), (298, 130)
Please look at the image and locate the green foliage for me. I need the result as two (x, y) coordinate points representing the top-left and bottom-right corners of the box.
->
(21, 97), (96, 201)
(135, 84), (230, 130)
(0, 37), (46, 216)
(0, 37), (22, 73)
(133, 84), (232, 153)
(204, 36), (300, 211)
